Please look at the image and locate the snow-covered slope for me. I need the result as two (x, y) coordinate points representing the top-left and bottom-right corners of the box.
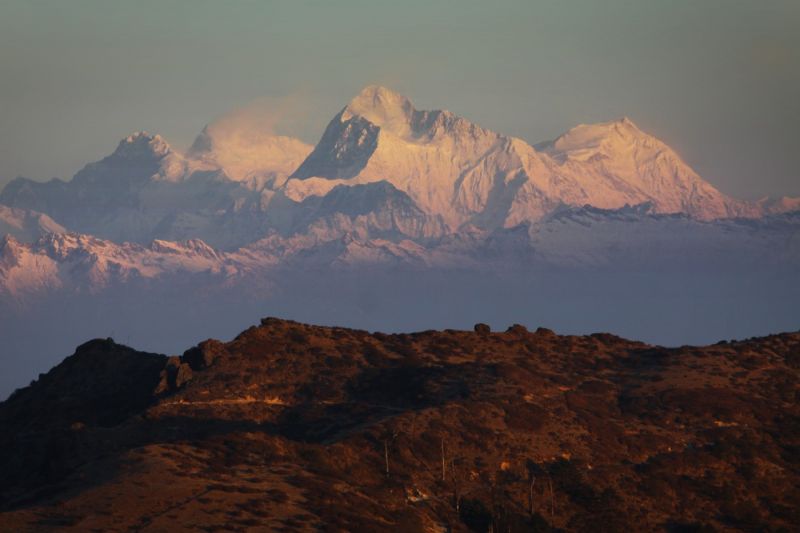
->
(287, 85), (541, 229)
(0, 206), (67, 242)
(3, 207), (798, 302)
(0, 232), (244, 301)
(535, 119), (759, 219)
(284, 86), (768, 230)
(0, 133), (263, 248)
(187, 124), (312, 189)
(757, 196), (800, 216)
(263, 181), (448, 242)
(513, 205), (799, 268)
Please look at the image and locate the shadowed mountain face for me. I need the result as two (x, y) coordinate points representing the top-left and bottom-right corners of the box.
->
(1, 318), (798, 531)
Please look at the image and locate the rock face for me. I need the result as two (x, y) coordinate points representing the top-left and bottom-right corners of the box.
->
(0, 317), (798, 531)
(473, 322), (491, 334)
(182, 339), (229, 370)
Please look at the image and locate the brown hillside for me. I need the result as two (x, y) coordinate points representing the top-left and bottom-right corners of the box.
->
(1, 318), (798, 532)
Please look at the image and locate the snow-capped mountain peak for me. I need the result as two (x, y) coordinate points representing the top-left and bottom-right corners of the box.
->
(112, 131), (172, 161)
(0, 205), (67, 242)
(2, 86), (798, 258)
(288, 85), (759, 229)
(548, 117), (652, 159)
(70, 130), (193, 186)
(287, 85), (515, 227)
(533, 117), (763, 220)
(340, 85), (486, 144)
(341, 85), (416, 137)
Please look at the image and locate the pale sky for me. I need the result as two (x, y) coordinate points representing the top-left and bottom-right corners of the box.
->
(1, 0), (798, 199)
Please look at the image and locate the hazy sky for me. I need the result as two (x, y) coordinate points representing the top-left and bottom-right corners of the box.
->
(1, 0), (798, 199)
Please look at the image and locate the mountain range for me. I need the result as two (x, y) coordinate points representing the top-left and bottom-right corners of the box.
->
(1, 86), (798, 294)
(1, 86), (798, 398)
(3, 85), (798, 242)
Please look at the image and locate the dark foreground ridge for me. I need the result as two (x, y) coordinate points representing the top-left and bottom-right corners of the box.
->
(1, 318), (798, 531)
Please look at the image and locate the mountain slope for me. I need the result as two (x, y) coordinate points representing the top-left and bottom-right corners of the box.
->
(1, 318), (798, 531)
(3, 208), (798, 305)
(286, 85), (546, 229)
(0, 205), (67, 242)
(187, 124), (312, 188)
(536, 118), (759, 219)
(0, 133), (265, 248)
(0, 233), (240, 301)
(285, 86), (764, 231)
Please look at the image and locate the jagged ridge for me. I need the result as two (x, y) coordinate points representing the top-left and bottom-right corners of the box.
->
(3, 85), (797, 253)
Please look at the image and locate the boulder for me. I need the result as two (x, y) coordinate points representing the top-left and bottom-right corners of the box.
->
(474, 323), (491, 335)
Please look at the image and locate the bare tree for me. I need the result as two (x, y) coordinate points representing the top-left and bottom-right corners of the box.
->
(449, 456), (462, 513)
(382, 428), (399, 478)
(529, 474), (536, 517)
(441, 438), (447, 482)
(525, 459), (541, 517)
(384, 439), (390, 477)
